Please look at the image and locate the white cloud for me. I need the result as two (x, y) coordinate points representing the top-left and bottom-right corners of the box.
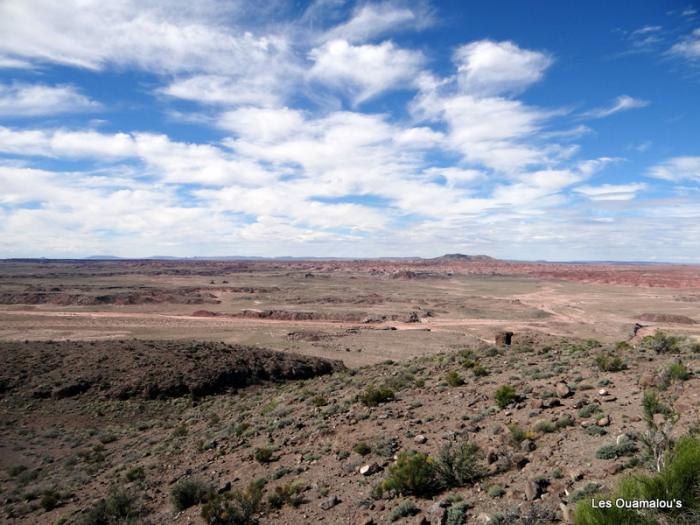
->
(320, 2), (430, 43)
(453, 40), (553, 96)
(647, 156), (700, 181)
(574, 183), (647, 201)
(308, 40), (424, 103)
(217, 107), (305, 143)
(670, 28), (700, 60)
(581, 95), (649, 119)
(0, 1), (291, 74)
(161, 74), (286, 107)
(0, 83), (100, 117)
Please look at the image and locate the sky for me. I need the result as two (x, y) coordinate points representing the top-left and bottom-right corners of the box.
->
(0, 1), (699, 261)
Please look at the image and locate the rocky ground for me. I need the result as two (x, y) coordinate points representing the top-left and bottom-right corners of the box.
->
(1, 332), (699, 524)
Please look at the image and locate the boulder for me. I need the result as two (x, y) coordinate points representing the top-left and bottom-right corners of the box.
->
(556, 382), (572, 398)
(495, 331), (513, 346)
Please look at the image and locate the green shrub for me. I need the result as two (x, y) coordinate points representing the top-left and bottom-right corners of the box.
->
(40, 489), (61, 511)
(254, 447), (274, 464)
(641, 331), (681, 354)
(201, 481), (263, 525)
(434, 440), (482, 488)
(446, 371), (464, 387)
(81, 488), (140, 525)
(487, 484), (505, 497)
(353, 441), (371, 456)
(311, 395), (327, 407)
(359, 385), (395, 407)
(472, 364), (489, 377)
(507, 423), (534, 446)
(445, 501), (470, 525)
(556, 414), (575, 429)
(388, 500), (420, 522)
(586, 425), (607, 437)
(595, 439), (638, 460)
(641, 391), (674, 429)
(574, 435), (700, 524)
(579, 404), (603, 418)
(125, 466), (145, 482)
(494, 385), (517, 409)
(666, 361), (691, 382)
(171, 478), (213, 511)
(382, 451), (437, 497)
(594, 353), (626, 372)
(267, 481), (305, 509)
(533, 419), (556, 433)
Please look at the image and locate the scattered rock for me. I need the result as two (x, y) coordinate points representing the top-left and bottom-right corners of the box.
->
(556, 382), (572, 398)
(606, 463), (623, 475)
(359, 463), (381, 476)
(521, 439), (536, 452)
(525, 480), (541, 500)
(597, 416), (610, 427)
(320, 495), (340, 510)
(542, 398), (562, 409)
(598, 388), (609, 396)
(414, 434), (427, 444)
(559, 502), (571, 523)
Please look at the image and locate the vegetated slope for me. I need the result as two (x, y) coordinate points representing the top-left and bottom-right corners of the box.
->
(0, 340), (345, 400)
(1, 333), (699, 525)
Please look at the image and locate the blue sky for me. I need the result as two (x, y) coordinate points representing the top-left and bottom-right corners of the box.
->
(0, 0), (699, 260)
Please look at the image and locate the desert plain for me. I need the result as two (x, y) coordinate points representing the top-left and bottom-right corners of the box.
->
(1, 256), (699, 524)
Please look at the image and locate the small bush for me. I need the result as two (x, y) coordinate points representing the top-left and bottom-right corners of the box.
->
(574, 435), (700, 524)
(171, 478), (213, 511)
(556, 414), (575, 429)
(446, 370), (464, 387)
(494, 385), (517, 409)
(507, 423), (534, 446)
(533, 419), (556, 433)
(254, 447), (274, 464)
(267, 481), (305, 509)
(125, 466), (145, 482)
(353, 441), (371, 456)
(641, 390), (674, 429)
(40, 489), (61, 511)
(388, 500), (420, 522)
(8, 464), (28, 477)
(81, 488), (140, 525)
(578, 404), (603, 418)
(382, 451), (437, 497)
(595, 439), (637, 460)
(359, 385), (395, 407)
(665, 361), (691, 382)
(641, 331), (681, 354)
(434, 440), (482, 489)
(585, 425), (607, 437)
(201, 481), (263, 525)
(487, 484), (505, 497)
(472, 364), (489, 377)
(311, 394), (327, 407)
(445, 501), (470, 525)
(594, 353), (626, 372)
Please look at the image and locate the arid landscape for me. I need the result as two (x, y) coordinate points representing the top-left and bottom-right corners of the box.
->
(1, 257), (699, 525)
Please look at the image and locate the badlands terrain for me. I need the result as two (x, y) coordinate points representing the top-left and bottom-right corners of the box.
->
(0, 256), (699, 524)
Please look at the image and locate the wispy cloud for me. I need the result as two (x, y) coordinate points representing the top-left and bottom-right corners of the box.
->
(0, 83), (100, 117)
(574, 183), (647, 201)
(647, 156), (700, 181)
(580, 95), (649, 119)
(670, 28), (700, 60)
